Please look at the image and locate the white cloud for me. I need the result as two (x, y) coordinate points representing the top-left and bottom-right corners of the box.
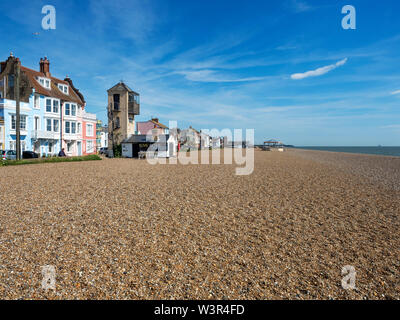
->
(291, 58), (348, 80)
(390, 90), (400, 95)
(290, 0), (313, 13)
(176, 69), (270, 83)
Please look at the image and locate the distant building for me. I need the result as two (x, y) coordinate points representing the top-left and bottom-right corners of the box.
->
(179, 126), (200, 150)
(107, 81), (140, 151)
(0, 116), (4, 150)
(136, 118), (169, 140)
(211, 137), (221, 149)
(82, 110), (97, 155)
(96, 120), (102, 149)
(199, 130), (211, 149)
(99, 126), (108, 149)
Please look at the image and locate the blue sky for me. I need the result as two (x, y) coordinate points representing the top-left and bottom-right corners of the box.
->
(1, 0), (400, 145)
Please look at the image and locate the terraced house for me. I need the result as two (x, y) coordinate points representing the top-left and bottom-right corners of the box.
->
(0, 54), (97, 156)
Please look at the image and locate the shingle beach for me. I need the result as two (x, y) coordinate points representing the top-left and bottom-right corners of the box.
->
(0, 149), (399, 299)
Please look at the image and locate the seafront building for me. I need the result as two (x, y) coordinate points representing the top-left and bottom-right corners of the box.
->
(136, 118), (169, 139)
(107, 81), (140, 151)
(0, 54), (97, 156)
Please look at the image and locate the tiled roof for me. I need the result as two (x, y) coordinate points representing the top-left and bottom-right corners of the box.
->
(151, 119), (168, 129)
(21, 66), (85, 106)
(108, 81), (139, 95)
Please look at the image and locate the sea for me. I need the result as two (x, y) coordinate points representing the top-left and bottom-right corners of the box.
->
(294, 146), (400, 157)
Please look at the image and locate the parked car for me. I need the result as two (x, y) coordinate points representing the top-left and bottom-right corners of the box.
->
(99, 147), (108, 155)
(22, 151), (39, 159)
(1, 150), (17, 160)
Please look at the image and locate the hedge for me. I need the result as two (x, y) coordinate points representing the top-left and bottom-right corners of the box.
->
(1, 154), (102, 166)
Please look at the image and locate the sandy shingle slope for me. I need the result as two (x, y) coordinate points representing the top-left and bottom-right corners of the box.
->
(0, 150), (399, 299)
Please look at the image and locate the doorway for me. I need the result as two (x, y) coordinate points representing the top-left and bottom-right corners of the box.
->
(77, 141), (82, 156)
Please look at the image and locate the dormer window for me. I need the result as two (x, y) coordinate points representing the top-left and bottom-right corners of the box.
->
(37, 77), (51, 89)
(58, 84), (69, 95)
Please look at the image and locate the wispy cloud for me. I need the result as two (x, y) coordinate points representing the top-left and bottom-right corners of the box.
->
(390, 90), (400, 95)
(175, 70), (271, 83)
(289, 0), (313, 13)
(291, 58), (348, 80)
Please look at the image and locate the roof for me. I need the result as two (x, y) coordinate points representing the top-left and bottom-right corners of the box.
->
(137, 119), (169, 129)
(21, 66), (85, 106)
(107, 81), (139, 95)
(150, 119), (168, 129)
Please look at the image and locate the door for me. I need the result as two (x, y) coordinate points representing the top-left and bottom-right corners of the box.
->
(77, 141), (82, 156)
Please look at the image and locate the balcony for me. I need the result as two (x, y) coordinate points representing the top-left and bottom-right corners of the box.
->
(31, 130), (59, 140)
(128, 101), (140, 115)
(63, 133), (79, 141)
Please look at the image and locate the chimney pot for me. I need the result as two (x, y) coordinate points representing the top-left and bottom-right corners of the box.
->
(40, 57), (50, 76)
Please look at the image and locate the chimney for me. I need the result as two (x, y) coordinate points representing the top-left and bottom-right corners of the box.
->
(39, 57), (50, 76)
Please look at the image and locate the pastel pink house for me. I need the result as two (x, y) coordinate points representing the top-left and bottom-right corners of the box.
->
(136, 118), (168, 140)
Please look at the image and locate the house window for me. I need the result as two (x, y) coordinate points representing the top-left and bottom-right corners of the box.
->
(71, 104), (76, 116)
(38, 77), (51, 89)
(46, 99), (52, 112)
(67, 142), (73, 152)
(115, 117), (120, 129)
(46, 119), (52, 132)
(8, 75), (14, 88)
(34, 95), (40, 109)
(86, 140), (94, 153)
(49, 142), (53, 153)
(113, 94), (120, 111)
(71, 122), (76, 134)
(65, 103), (70, 116)
(58, 84), (68, 95)
(53, 119), (59, 132)
(86, 123), (94, 136)
(129, 94), (140, 104)
(11, 115), (27, 130)
(53, 100), (59, 113)
(65, 121), (70, 134)
(77, 122), (81, 134)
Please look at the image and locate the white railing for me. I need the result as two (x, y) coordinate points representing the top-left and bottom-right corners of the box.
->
(31, 130), (60, 140)
(63, 133), (80, 140)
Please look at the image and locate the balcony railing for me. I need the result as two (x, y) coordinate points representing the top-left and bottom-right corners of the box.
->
(31, 130), (59, 140)
(63, 133), (79, 141)
(128, 101), (140, 115)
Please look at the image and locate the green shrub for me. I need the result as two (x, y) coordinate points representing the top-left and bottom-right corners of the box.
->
(113, 144), (122, 158)
(1, 155), (102, 167)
